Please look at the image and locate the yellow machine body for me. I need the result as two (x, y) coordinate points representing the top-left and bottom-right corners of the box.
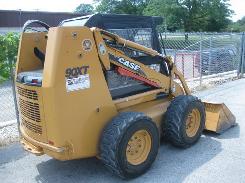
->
(16, 26), (236, 160)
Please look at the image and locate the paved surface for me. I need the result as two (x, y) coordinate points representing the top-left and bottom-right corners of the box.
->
(0, 78), (245, 183)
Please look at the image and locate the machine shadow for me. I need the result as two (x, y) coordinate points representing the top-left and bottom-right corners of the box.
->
(35, 136), (222, 183)
(0, 143), (28, 165)
(35, 157), (119, 183)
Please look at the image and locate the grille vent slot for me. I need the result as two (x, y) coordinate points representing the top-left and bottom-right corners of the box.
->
(17, 86), (38, 100)
(19, 98), (41, 122)
(21, 117), (42, 134)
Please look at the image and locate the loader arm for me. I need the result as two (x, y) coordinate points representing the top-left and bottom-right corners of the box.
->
(92, 28), (190, 96)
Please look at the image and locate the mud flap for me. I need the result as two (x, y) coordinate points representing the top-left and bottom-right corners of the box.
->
(204, 102), (236, 134)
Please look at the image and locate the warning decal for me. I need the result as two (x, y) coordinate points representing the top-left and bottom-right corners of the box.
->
(66, 74), (90, 92)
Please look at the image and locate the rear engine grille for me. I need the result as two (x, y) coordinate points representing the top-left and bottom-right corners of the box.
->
(17, 86), (38, 100)
(19, 98), (41, 122)
(21, 117), (42, 134)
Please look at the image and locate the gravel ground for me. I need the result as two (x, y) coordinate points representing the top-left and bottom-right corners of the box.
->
(0, 81), (16, 123)
(186, 71), (238, 93)
(0, 78), (245, 183)
(0, 123), (18, 146)
(0, 81), (18, 146)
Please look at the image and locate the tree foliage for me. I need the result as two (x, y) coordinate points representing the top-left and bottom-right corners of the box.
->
(0, 33), (19, 82)
(74, 3), (94, 14)
(144, 0), (233, 32)
(76, 0), (234, 32)
(228, 16), (245, 32)
(95, 0), (149, 15)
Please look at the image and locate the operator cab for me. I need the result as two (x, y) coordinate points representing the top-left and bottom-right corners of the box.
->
(60, 14), (168, 75)
(17, 14), (168, 99)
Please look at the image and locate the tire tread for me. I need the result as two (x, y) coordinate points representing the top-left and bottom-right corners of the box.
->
(162, 95), (205, 148)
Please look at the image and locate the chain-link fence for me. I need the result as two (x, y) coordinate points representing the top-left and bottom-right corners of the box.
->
(161, 32), (245, 90)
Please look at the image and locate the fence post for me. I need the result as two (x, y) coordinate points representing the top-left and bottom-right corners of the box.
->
(241, 33), (245, 76)
(8, 58), (20, 134)
(182, 53), (185, 78)
(238, 32), (245, 78)
(208, 35), (213, 74)
(164, 18), (167, 39)
(174, 50), (177, 63)
(199, 33), (203, 86)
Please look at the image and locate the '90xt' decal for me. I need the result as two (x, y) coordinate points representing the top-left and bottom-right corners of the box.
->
(65, 66), (90, 92)
(65, 66), (89, 78)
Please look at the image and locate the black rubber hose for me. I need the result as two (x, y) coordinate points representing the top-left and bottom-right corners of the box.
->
(23, 20), (50, 32)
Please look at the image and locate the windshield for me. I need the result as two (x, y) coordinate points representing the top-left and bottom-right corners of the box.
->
(108, 28), (153, 49)
(107, 28), (153, 57)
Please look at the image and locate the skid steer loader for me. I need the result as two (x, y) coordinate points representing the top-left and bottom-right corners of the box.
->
(15, 14), (236, 179)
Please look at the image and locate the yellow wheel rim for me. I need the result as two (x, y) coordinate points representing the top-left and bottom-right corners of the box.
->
(186, 109), (201, 137)
(126, 130), (152, 165)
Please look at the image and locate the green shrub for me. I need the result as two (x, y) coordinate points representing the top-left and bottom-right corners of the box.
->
(0, 33), (20, 82)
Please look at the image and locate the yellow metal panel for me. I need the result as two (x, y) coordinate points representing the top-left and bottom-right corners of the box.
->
(92, 28), (111, 70)
(119, 98), (170, 130)
(16, 32), (47, 74)
(41, 27), (117, 159)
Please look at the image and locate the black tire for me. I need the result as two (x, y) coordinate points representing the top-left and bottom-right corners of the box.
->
(162, 95), (205, 148)
(100, 112), (159, 179)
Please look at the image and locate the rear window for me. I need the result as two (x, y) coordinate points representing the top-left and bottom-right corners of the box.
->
(61, 18), (88, 26)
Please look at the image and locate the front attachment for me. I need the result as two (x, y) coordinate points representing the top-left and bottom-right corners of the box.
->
(204, 102), (236, 134)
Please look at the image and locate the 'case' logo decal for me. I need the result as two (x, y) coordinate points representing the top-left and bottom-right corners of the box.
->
(109, 53), (146, 76)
